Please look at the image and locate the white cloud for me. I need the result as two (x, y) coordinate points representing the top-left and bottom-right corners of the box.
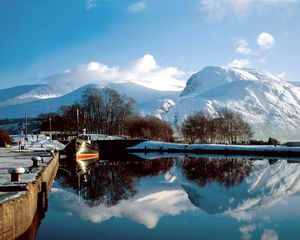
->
(261, 229), (279, 240)
(235, 38), (252, 55)
(256, 32), (275, 50)
(228, 59), (250, 68)
(128, 2), (147, 13)
(199, 0), (298, 21)
(85, 0), (99, 10)
(200, 0), (255, 21)
(44, 54), (187, 91)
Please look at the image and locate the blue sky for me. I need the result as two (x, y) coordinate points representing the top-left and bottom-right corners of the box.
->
(0, 0), (300, 89)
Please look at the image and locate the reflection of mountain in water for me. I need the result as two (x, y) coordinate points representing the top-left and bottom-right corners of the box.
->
(52, 156), (300, 227)
(180, 158), (300, 219)
(180, 157), (253, 214)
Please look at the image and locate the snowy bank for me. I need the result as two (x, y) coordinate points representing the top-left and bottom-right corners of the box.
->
(127, 141), (300, 157)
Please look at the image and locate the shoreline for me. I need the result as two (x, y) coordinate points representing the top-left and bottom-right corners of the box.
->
(127, 141), (300, 158)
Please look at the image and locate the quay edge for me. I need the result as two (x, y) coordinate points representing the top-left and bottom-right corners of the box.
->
(0, 152), (59, 240)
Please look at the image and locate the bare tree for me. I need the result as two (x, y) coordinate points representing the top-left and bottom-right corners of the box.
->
(79, 87), (135, 135)
(181, 109), (253, 144)
(125, 116), (174, 141)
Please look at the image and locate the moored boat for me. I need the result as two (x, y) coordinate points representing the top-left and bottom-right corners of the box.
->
(63, 138), (99, 163)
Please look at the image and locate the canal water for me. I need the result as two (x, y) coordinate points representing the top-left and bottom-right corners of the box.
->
(36, 154), (300, 239)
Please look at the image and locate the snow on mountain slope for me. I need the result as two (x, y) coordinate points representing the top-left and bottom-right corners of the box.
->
(106, 82), (179, 103)
(0, 84), (74, 108)
(165, 66), (300, 141)
(0, 66), (299, 141)
(0, 84), (93, 118)
(0, 83), (179, 118)
(137, 98), (177, 118)
(0, 85), (42, 102)
(181, 66), (258, 97)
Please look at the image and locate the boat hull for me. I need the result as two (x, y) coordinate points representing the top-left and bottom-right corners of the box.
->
(63, 138), (99, 163)
(76, 152), (99, 161)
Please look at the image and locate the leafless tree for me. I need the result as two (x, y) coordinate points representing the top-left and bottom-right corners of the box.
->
(125, 116), (174, 141)
(181, 109), (253, 144)
(80, 87), (135, 135)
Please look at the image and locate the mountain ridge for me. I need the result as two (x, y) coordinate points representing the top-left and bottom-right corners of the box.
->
(0, 66), (299, 141)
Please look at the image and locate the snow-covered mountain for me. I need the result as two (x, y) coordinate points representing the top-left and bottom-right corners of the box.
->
(0, 84), (74, 108)
(0, 82), (178, 118)
(164, 66), (300, 141)
(290, 81), (300, 88)
(0, 66), (299, 141)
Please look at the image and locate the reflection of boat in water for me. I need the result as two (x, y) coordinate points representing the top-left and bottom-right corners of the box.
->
(63, 138), (99, 163)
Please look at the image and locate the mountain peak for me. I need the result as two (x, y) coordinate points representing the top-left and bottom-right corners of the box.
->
(180, 66), (283, 97)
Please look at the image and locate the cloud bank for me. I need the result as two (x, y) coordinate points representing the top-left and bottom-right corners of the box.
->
(43, 54), (188, 91)
(200, 0), (298, 21)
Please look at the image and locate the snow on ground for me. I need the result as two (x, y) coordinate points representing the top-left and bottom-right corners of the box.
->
(79, 134), (126, 141)
(127, 141), (300, 153)
(0, 138), (64, 202)
(10, 134), (65, 151)
(0, 191), (26, 203)
(0, 148), (53, 185)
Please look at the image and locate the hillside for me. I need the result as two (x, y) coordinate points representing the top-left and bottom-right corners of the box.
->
(0, 83), (179, 118)
(163, 67), (300, 141)
(0, 66), (299, 141)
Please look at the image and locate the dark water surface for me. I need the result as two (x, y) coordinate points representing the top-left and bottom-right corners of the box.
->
(36, 155), (300, 239)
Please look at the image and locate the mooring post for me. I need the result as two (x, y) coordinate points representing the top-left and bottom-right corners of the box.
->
(50, 150), (55, 156)
(8, 167), (25, 182)
(31, 156), (42, 167)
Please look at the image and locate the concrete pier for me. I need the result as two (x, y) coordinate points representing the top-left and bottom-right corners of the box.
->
(0, 151), (59, 240)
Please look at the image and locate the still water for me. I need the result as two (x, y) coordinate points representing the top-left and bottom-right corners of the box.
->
(36, 154), (300, 239)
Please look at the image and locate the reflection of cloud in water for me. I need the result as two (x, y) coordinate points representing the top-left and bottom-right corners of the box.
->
(261, 229), (279, 240)
(51, 179), (196, 229)
(239, 224), (256, 240)
(51, 157), (300, 231)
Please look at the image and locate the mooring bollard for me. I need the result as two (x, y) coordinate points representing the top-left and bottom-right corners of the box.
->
(31, 156), (42, 167)
(8, 167), (25, 182)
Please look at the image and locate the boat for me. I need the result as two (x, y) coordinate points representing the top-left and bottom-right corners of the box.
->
(62, 138), (99, 163)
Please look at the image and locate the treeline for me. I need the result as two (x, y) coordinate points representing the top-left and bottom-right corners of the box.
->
(37, 87), (255, 143)
(181, 109), (253, 144)
(39, 87), (173, 141)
